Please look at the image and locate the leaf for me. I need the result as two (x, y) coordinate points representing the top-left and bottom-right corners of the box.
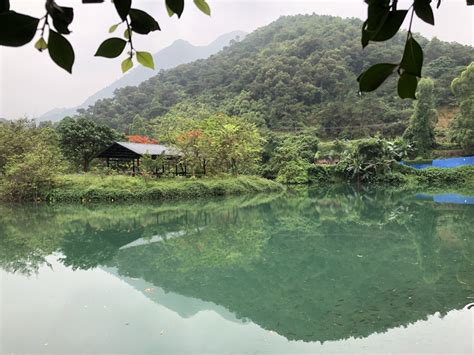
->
(136, 51), (155, 69)
(358, 63), (398, 92)
(48, 29), (75, 73)
(0, 0), (9, 13)
(124, 28), (131, 40)
(166, 0), (184, 18)
(109, 23), (120, 33)
(95, 38), (127, 58)
(361, 21), (372, 48)
(34, 37), (48, 52)
(371, 10), (408, 42)
(47, 3), (74, 35)
(0, 11), (39, 47)
(194, 0), (211, 15)
(414, 0), (435, 25)
(129, 8), (160, 34)
(113, 0), (131, 21)
(366, 3), (389, 31)
(398, 73), (418, 99)
(166, 4), (174, 17)
(400, 36), (424, 77)
(121, 57), (133, 73)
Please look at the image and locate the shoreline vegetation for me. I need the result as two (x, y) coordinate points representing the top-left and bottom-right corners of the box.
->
(1, 165), (473, 204)
(33, 175), (284, 203)
(1, 15), (473, 204)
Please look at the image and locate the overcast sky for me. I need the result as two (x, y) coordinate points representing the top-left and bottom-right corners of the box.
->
(0, 0), (472, 119)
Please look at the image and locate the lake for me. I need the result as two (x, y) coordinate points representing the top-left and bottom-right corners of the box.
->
(1, 187), (473, 354)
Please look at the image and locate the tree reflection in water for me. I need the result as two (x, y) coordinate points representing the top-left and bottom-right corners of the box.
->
(0, 188), (472, 342)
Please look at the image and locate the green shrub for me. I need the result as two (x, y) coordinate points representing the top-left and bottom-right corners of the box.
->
(276, 159), (311, 185)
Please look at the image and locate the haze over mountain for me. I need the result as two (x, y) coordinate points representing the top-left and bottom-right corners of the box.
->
(38, 31), (246, 122)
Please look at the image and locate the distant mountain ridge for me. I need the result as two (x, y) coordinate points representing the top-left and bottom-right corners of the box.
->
(38, 30), (246, 122)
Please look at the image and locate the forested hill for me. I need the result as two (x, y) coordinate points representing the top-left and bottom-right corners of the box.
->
(38, 31), (246, 122)
(79, 14), (473, 137)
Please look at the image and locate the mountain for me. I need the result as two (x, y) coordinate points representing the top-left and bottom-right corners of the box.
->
(80, 14), (473, 137)
(38, 30), (246, 122)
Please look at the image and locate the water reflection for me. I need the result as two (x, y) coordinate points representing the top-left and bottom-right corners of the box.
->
(0, 188), (473, 344)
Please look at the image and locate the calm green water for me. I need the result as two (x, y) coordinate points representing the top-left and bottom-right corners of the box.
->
(1, 188), (473, 354)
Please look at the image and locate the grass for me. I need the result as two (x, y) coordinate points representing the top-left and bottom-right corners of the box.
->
(43, 174), (284, 203)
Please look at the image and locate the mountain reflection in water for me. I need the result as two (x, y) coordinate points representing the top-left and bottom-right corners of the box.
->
(0, 187), (473, 347)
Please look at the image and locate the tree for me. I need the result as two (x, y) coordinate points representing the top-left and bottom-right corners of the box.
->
(166, 114), (263, 176)
(57, 116), (121, 172)
(264, 131), (318, 183)
(1, 0), (471, 98)
(175, 129), (206, 176)
(128, 114), (152, 136)
(0, 120), (65, 200)
(202, 114), (263, 175)
(403, 78), (437, 157)
(450, 62), (474, 153)
(77, 14), (472, 135)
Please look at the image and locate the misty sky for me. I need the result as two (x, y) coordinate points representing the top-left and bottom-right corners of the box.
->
(0, 0), (472, 119)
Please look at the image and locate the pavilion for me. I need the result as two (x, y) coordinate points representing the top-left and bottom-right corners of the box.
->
(97, 142), (185, 175)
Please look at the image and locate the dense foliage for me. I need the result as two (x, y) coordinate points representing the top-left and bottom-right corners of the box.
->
(2, 0), (471, 100)
(403, 78), (437, 157)
(0, 119), (65, 200)
(450, 62), (474, 153)
(163, 114), (263, 176)
(78, 15), (473, 136)
(57, 116), (122, 172)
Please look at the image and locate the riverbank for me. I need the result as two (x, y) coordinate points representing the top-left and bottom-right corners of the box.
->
(308, 164), (474, 195)
(386, 164), (474, 195)
(1, 175), (284, 203)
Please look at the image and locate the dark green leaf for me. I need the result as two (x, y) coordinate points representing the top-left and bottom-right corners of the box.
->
(194, 0), (211, 15)
(400, 36), (424, 77)
(136, 51), (155, 69)
(372, 10), (408, 42)
(358, 63), (398, 92)
(362, 4), (389, 47)
(0, 11), (39, 47)
(361, 21), (371, 48)
(166, 0), (184, 18)
(414, 0), (435, 25)
(129, 8), (160, 34)
(366, 3), (389, 31)
(0, 0), (9, 13)
(113, 0), (131, 21)
(121, 57), (133, 73)
(47, 4), (74, 35)
(48, 29), (75, 73)
(95, 37), (127, 58)
(398, 72), (418, 99)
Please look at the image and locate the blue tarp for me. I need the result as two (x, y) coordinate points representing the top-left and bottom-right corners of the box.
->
(416, 193), (474, 205)
(403, 156), (474, 169)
